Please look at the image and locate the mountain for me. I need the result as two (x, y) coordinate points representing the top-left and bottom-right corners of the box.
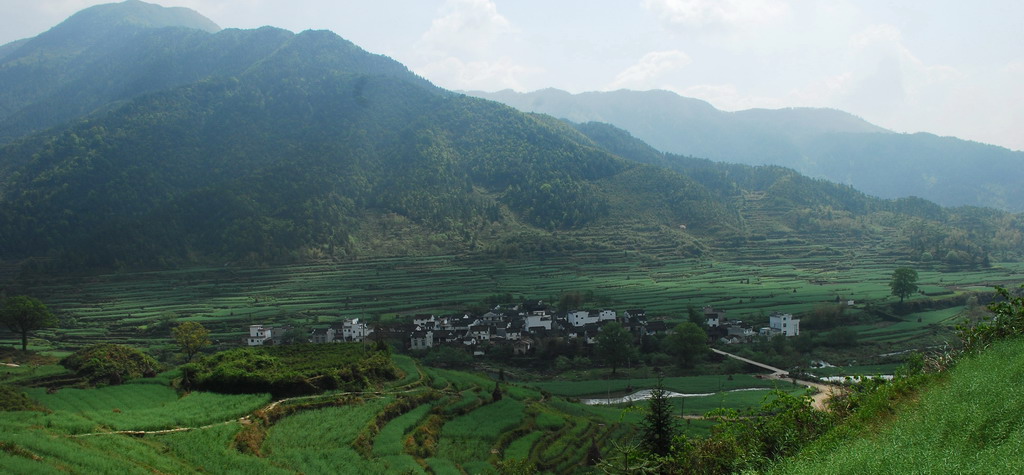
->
(0, 1), (1019, 273)
(0, 0), (224, 144)
(466, 88), (1024, 212)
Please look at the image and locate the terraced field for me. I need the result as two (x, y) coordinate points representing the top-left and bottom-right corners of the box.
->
(7, 247), (1023, 352)
(1, 353), (726, 474)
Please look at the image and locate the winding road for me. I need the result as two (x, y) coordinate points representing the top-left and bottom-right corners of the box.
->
(711, 348), (841, 411)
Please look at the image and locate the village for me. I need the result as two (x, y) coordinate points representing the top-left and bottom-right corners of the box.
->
(244, 303), (801, 354)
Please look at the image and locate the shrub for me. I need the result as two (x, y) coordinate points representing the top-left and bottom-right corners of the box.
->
(957, 285), (1024, 354)
(60, 344), (160, 385)
(183, 343), (396, 397)
(0, 385), (44, 412)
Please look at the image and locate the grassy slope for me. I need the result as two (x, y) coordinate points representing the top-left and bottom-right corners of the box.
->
(776, 337), (1024, 474)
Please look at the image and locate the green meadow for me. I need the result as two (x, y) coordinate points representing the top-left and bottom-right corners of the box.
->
(775, 337), (1024, 474)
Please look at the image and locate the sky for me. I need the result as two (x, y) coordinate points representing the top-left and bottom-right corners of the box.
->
(3, 0), (1022, 151)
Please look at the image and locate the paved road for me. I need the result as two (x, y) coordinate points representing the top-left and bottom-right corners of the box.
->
(711, 348), (787, 375)
(712, 348), (841, 411)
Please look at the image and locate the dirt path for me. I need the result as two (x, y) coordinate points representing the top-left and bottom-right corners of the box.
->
(712, 348), (842, 411)
(73, 387), (432, 438)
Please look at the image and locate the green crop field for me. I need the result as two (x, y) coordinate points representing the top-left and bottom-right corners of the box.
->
(2, 352), (754, 474)
(24, 382), (270, 433)
(11, 248), (1024, 354)
(532, 374), (778, 398)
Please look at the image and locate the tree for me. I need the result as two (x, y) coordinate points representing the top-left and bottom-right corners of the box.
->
(596, 322), (637, 375)
(663, 322), (708, 368)
(889, 268), (919, 303)
(1, 296), (56, 351)
(687, 305), (704, 326)
(172, 321), (210, 362)
(640, 379), (678, 457)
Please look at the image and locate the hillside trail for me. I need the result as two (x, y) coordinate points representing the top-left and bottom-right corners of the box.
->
(710, 348), (842, 411)
(73, 376), (430, 438)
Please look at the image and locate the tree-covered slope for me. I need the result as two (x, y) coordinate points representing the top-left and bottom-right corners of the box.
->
(0, 1), (230, 144)
(572, 121), (1024, 266)
(0, 8), (738, 269)
(0, 2), (1021, 274)
(468, 88), (1024, 211)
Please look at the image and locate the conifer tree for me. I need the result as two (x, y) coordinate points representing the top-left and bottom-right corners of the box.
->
(640, 378), (678, 456)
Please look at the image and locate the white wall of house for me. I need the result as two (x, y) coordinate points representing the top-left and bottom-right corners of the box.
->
(247, 325), (271, 345)
(769, 313), (800, 337)
(526, 314), (552, 331)
(568, 310), (596, 327)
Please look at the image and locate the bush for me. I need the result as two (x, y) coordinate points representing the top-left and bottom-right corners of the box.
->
(183, 343), (396, 397)
(0, 385), (43, 411)
(60, 343), (160, 385)
(958, 285), (1024, 354)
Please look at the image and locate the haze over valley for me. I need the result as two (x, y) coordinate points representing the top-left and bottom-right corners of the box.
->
(1, 2), (1023, 474)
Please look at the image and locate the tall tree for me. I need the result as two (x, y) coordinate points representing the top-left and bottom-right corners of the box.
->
(1, 296), (56, 351)
(640, 379), (678, 457)
(663, 322), (708, 368)
(596, 322), (637, 375)
(889, 267), (919, 303)
(172, 321), (210, 362)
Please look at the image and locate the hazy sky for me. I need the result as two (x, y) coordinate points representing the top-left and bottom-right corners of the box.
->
(3, 0), (1022, 151)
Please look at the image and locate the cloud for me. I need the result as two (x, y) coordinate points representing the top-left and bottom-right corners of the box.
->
(676, 84), (785, 111)
(411, 0), (540, 92)
(417, 0), (515, 59)
(416, 56), (542, 92)
(644, 0), (790, 31)
(826, 24), (963, 118)
(607, 50), (691, 90)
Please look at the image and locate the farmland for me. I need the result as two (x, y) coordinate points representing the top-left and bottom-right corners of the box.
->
(0, 349), (751, 474)
(2, 221), (1023, 473)
(7, 244), (1024, 354)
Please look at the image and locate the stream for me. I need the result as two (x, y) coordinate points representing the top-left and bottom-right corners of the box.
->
(581, 387), (768, 405)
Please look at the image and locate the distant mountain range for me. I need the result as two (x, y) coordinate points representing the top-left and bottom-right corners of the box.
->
(0, 1), (1018, 273)
(466, 88), (1024, 211)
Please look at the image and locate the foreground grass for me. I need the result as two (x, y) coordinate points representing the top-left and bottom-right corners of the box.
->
(775, 337), (1024, 474)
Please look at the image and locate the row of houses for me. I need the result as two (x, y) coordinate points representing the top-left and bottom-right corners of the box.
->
(405, 306), (667, 352)
(245, 304), (799, 350)
(245, 318), (374, 346)
(704, 306), (800, 344)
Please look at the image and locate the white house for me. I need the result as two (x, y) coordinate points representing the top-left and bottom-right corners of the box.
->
(410, 330), (434, 350)
(704, 306), (727, 327)
(568, 310), (597, 327)
(525, 312), (553, 331)
(768, 313), (800, 337)
(599, 309), (617, 322)
(246, 325), (275, 346)
(310, 327), (335, 344)
(341, 318), (373, 341)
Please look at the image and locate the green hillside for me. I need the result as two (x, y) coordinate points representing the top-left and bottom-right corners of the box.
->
(776, 336), (1024, 474)
(1, 1), (1022, 276)
(469, 88), (1024, 212)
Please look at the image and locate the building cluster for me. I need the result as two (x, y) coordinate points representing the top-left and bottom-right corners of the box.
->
(402, 303), (668, 354)
(245, 319), (373, 346)
(244, 303), (799, 350)
(245, 302), (668, 353)
(703, 306), (800, 344)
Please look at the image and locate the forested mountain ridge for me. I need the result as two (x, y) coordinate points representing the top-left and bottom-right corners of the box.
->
(467, 88), (1024, 212)
(0, 1), (1020, 274)
(0, 0), (226, 144)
